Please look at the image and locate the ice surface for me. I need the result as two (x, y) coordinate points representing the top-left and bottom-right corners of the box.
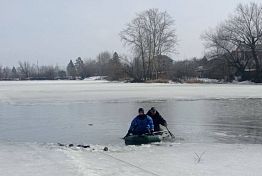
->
(0, 80), (262, 105)
(1, 81), (262, 144)
(1, 142), (262, 176)
(1, 81), (262, 175)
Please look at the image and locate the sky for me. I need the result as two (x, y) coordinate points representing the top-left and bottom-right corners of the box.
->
(0, 0), (260, 66)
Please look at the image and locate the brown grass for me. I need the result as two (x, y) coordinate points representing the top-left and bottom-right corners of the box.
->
(183, 79), (204, 83)
(145, 79), (169, 83)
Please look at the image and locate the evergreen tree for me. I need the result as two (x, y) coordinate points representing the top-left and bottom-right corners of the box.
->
(75, 57), (85, 79)
(109, 52), (123, 80)
(112, 52), (120, 64)
(66, 60), (76, 79)
(11, 66), (18, 79)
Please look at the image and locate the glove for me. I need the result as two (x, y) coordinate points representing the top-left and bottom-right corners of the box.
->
(149, 129), (154, 135)
(163, 122), (167, 127)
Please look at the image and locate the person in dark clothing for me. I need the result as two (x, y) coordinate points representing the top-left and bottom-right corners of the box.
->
(146, 107), (167, 132)
(124, 108), (154, 137)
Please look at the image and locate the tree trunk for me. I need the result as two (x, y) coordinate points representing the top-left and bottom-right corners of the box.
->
(251, 46), (261, 82)
(141, 49), (146, 81)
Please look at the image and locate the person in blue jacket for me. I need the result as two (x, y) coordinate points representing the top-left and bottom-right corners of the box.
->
(124, 108), (154, 137)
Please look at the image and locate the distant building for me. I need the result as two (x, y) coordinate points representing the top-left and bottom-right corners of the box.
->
(153, 55), (173, 79)
(232, 44), (262, 70)
(196, 56), (233, 81)
(232, 44), (262, 81)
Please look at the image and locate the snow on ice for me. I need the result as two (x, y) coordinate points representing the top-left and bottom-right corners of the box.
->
(0, 142), (262, 176)
(0, 80), (262, 105)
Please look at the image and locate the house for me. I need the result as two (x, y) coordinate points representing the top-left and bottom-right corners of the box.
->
(153, 55), (173, 79)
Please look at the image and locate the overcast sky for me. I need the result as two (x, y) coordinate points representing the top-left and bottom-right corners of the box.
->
(0, 0), (260, 66)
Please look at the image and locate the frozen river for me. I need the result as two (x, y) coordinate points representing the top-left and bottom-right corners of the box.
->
(0, 80), (262, 145)
(1, 81), (262, 176)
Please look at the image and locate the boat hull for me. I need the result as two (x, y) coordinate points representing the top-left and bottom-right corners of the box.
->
(124, 131), (171, 145)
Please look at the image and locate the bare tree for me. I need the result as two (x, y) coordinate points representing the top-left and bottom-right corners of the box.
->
(120, 9), (177, 80)
(84, 59), (99, 76)
(2, 67), (11, 79)
(97, 51), (111, 76)
(39, 66), (56, 80)
(203, 2), (262, 82)
(18, 61), (32, 79)
(0, 66), (2, 80)
(202, 27), (251, 78)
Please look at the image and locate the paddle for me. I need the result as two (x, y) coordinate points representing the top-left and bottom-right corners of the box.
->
(165, 126), (175, 139)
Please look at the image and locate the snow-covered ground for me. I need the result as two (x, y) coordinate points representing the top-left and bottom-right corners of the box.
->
(1, 81), (262, 175)
(83, 76), (109, 82)
(1, 142), (262, 176)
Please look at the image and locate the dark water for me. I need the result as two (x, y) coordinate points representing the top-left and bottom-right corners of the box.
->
(1, 98), (262, 145)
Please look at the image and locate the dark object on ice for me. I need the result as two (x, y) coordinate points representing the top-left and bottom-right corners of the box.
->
(57, 143), (66, 147)
(124, 131), (172, 145)
(57, 143), (91, 148)
(103, 147), (108, 151)
(77, 144), (90, 148)
(88, 124), (93, 126)
(146, 107), (167, 132)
